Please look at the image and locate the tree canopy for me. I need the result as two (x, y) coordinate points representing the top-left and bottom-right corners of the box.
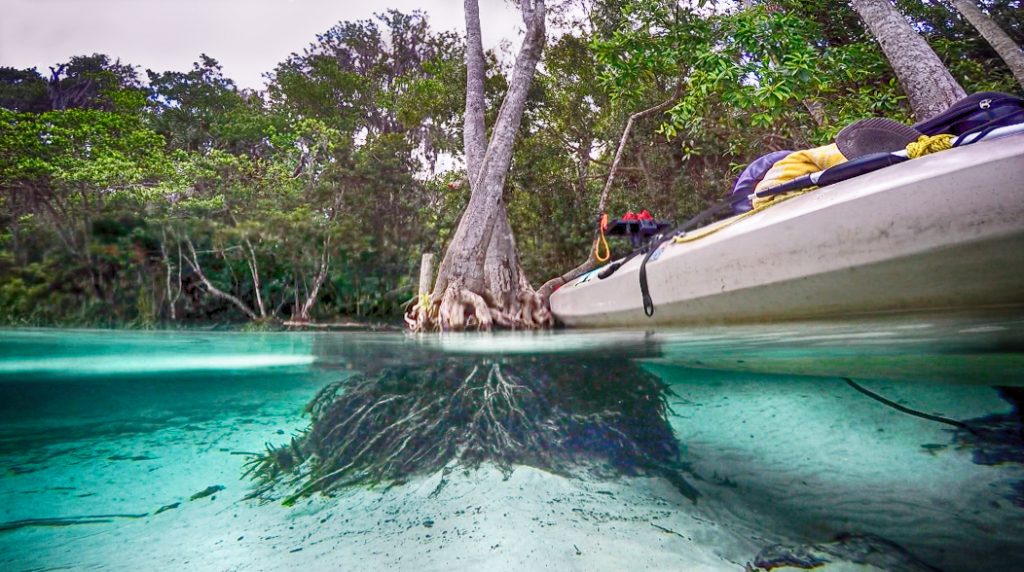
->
(1, 0), (1020, 327)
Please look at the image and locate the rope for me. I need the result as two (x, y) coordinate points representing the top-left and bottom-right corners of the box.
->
(673, 188), (814, 245)
(906, 134), (954, 158)
(595, 213), (611, 263)
(842, 377), (975, 434)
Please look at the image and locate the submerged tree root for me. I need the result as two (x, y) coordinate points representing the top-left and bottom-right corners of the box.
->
(247, 357), (692, 505)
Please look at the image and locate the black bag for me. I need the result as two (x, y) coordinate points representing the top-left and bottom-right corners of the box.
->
(912, 91), (1024, 141)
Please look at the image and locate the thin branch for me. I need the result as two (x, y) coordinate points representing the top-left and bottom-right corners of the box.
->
(297, 236), (332, 321)
(183, 238), (258, 320)
(595, 83), (684, 217)
(161, 228), (176, 321)
(242, 237), (266, 318)
(537, 85), (685, 301)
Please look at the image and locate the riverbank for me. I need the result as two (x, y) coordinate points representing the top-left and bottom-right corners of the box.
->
(281, 320), (402, 331)
(0, 318), (402, 333)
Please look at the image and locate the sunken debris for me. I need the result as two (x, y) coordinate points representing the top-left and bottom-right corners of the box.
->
(749, 533), (943, 572)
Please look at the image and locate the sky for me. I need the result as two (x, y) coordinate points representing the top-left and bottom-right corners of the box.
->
(0, 0), (524, 89)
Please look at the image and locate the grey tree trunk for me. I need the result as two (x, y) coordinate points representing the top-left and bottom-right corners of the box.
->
(295, 237), (331, 322)
(462, 0), (487, 182)
(850, 0), (967, 121)
(950, 0), (1024, 89)
(414, 0), (550, 330)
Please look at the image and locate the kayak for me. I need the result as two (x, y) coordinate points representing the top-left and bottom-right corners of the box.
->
(550, 129), (1024, 327)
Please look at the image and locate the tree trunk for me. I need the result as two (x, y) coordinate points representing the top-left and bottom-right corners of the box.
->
(950, 0), (1024, 89)
(407, 0), (551, 331)
(242, 237), (267, 318)
(160, 228), (183, 321)
(803, 99), (827, 127)
(294, 237), (331, 322)
(850, 0), (966, 121)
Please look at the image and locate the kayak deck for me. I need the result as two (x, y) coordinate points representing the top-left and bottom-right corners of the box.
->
(550, 132), (1024, 327)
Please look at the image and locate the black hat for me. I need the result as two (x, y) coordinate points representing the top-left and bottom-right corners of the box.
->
(835, 117), (923, 159)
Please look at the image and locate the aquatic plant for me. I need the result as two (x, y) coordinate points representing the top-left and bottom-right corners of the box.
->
(246, 357), (694, 505)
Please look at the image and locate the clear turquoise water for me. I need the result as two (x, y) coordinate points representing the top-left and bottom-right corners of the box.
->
(1, 315), (1022, 571)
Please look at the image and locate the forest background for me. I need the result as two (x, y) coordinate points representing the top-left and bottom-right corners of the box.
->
(1, 0), (1020, 328)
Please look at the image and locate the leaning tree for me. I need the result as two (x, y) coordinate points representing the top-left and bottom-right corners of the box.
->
(407, 0), (552, 331)
(850, 0), (966, 121)
(947, 0), (1024, 89)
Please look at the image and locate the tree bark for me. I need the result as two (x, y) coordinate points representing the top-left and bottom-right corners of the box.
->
(463, 0), (488, 181)
(295, 237), (331, 322)
(949, 0), (1024, 89)
(160, 228), (183, 321)
(802, 98), (827, 127)
(850, 0), (966, 121)
(410, 0), (550, 331)
(418, 253), (435, 298)
(242, 237), (267, 318)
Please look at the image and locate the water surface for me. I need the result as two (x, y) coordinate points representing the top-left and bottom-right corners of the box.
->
(1, 315), (1022, 571)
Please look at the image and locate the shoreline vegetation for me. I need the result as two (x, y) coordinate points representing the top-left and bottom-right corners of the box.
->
(1, 2), (1020, 331)
(0, 318), (402, 332)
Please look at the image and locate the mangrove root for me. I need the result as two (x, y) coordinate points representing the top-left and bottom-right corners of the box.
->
(405, 278), (552, 332)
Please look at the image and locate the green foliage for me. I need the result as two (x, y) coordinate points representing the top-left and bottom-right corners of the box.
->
(268, 10), (463, 164)
(3, 9), (476, 326)
(48, 54), (147, 112)
(0, 68), (50, 113)
(146, 55), (250, 152)
(0, 4), (1014, 326)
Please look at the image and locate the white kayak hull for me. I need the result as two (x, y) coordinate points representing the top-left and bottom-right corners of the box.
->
(550, 133), (1024, 327)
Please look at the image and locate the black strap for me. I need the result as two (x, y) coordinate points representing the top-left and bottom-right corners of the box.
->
(639, 197), (741, 317)
(953, 108), (1024, 147)
(752, 174), (814, 199)
(639, 244), (659, 316)
(815, 153), (908, 186)
(914, 93), (1023, 135)
(598, 249), (642, 279)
